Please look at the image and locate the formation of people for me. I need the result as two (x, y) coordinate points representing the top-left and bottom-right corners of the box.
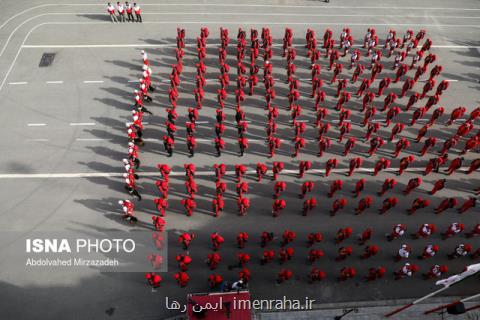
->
(107, 2), (142, 22)
(146, 226), (480, 288)
(114, 26), (479, 289)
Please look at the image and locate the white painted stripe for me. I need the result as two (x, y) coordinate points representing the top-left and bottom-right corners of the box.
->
(69, 122), (95, 126)
(9, 81), (27, 85)
(196, 121), (209, 124)
(83, 80), (104, 84)
(128, 80), (139, 83)
(27, 123), (46, 127)
(0, 167), (471, 179)
(46, 81), (63, 84)
(143, 138), (161, 142)
(25, 139), (49, 142)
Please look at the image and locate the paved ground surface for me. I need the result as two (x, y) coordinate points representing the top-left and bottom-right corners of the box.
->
(0, 0), (479, 319)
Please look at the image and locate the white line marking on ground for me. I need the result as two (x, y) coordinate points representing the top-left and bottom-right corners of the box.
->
(196, 121), (209, 124)
(25, 139), (49, 142)
(27, 123), (46, 126)
(83, 80), (104, 83)
(69, 122), (95, 126)
(128, 80), (139, 83)
(0, 167), (471, 179)
(9, 81), (28, 85)
(46, 81), (63, 84)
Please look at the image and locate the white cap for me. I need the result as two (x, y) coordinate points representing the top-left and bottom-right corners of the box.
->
(123, 173), (128, 178)
(128, 148), (133, 153)
(142, 65), (148, 71)
(133, 115), (138, 121)
(118, 200), (124, 205)
(128, 142), (134, 147)
(128, 129), (133, 133)
(123, 159), (129, 164)
(141, 50), (145, 54)
(125, 178), (130, 184)
(134, 89), (138, 93)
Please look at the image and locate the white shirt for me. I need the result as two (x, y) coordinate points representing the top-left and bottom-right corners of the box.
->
(398, 245), (410, 258)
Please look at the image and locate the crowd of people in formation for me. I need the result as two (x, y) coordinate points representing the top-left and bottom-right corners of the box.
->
(107, 2), (142, 22)
(115, 26), (479, 288)
(142, 226), (480, 289)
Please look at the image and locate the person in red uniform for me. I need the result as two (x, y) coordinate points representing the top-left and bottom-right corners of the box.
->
(394, 263), (419, 280)
(336, 246), (353, 261)
(210, 232), (224, 251)
(373, 158), (391, 176)
(281, 230), (297, 246)
(378, 197), (398, 215)
(358, 228), (373, 245)
(448, 244), (472, 259)
(368, 136), (385, 157)
(277, 269), (293, 284)
(256, 163), (268, 181)
(361, 245), (379, 259)
(260, 231), (274, 247)
(327, 180), (343, 198)
(466, 224), (480, 238)
(300, 181), (315, 199)
(367, 267), (386, 281)
(434, 197), (457, 214)
(260, 249), (275, 265)
(413, 224), (436, 239)
(308, 249), (324, 264)
(335, 227), (353, 244)
(307, 232), (323, 247)
(352, 178), (366, 197)
(174, 271), (189, 287)
(272, 161), (284, 180)
(236, 232), (249, 249)
(458, 197), (476, 213)
(348, 157), (362, 176)
(406, 92), (420, 111)
(389, 123), (405, 141)
(279, 247), (294, 264)
(415, 124), (431, 143)
(176, 254), (192, 271)
(403, 177), (422, 195)
(152, 216), (165, 231)
(355, 197), (373, 215)
(378, 178), (397, 196)
(428, 178), (446, 195)
(178, 232), (195, 250)
(446, 106), (467, 126)
(339, 267), (356, 281)
(309, 268), (326, 283)
(325, 158), (338, 177)
(330, 198), (347, 216)
(466, 159), (480, 174)
(442, 222), (464, 239)
(302, 198), (317, 216)
(407, 198), (430, 214)
(394, 63), (408, 83)
(445, 157), (463, 175)
(386, 224), (406, 241)
(393, 138), (410, 158)
(376, 77), (391, 97)
(397, 155), (414, 175)
(420, 136), (437, 156)
(298, 160), (312, 178)
(272, 199), (286, 217)
(145, 272), (162, 290)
